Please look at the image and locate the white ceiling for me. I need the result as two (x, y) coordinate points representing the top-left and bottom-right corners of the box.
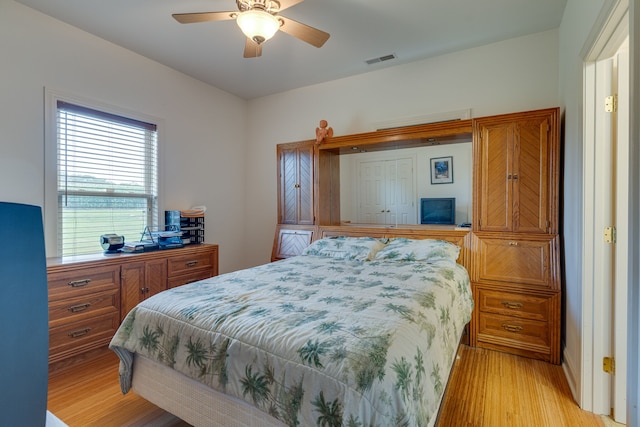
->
(15, 0), (567, 100)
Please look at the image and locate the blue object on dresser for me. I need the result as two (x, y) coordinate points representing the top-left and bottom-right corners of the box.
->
(0, 202), (48, 426)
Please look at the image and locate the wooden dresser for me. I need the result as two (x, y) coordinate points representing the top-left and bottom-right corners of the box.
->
(47, 244), (218, 364)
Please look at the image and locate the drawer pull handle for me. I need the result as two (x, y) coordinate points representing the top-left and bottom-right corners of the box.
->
(186, 260), (198, 267)
(68, 278), (92, 287)
(501, 301), (523, 309)
(502, 324), (523, 333)
(68, 328), (91, 338)
(508, 241), (519, 246)
(68, 303), (91, 313)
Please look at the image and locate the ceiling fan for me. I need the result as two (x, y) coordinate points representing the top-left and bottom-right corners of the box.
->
(172, 0), (330, 58)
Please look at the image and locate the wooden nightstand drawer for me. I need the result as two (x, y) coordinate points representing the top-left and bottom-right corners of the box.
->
(48, 290), (119, 326)
(49, 312), (120, 363)
(477, 312), (550, 351)
(48, 265), (120, 300)
(477, 288), (549, 322)
(167, 251), (214, 277)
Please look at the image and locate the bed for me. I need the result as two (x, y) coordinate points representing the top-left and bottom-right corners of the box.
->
(110, 236), (474, 427)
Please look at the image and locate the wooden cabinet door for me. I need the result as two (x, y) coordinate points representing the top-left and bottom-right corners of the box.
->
(120, 259), (167, 320)
(477, 121), (514, 232)
(513, 114), (551, 234)
(474, 234), (559, 291)
(121, 261), (145, 320)
(475, 109), (554, 234)
(272, 227), (314, 260)
(279, 143), (314, 225)
(146, 258), (168, 297)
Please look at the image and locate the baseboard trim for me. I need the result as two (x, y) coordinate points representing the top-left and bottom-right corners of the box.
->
(562, 347), (580, 406)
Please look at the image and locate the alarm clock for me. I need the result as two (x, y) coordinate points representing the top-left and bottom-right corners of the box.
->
(100, 234), (125, 253)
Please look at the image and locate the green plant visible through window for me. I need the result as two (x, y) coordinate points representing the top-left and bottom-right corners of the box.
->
(56, 101), (158, 256)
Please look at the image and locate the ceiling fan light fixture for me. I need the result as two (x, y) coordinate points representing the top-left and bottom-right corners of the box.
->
(236, 9), (279, 44)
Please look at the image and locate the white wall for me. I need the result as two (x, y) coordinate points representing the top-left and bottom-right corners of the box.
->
(244, 30), (560, 266)
(0, 1), (248, 273)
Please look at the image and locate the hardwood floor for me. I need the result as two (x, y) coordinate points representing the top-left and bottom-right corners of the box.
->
(48, 345), (604, 427)
(438, 345), (604, 426)
(48, 350), (189, 427)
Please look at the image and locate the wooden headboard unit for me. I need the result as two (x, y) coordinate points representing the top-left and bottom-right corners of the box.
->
(317, 225), (472, 271)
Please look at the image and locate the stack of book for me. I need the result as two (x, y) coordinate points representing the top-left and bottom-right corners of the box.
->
(121, 242), (147, 253)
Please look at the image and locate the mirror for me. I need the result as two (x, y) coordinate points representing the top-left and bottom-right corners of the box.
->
(338, 140), (473, 226)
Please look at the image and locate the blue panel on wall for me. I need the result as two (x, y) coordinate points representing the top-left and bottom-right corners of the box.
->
(0, 202), (48, 426)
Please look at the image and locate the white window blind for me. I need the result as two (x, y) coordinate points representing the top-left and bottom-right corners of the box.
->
(56, 101), (158, 256)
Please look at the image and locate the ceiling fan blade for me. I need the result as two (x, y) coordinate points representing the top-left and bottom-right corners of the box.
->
(244, 38), (263, 58)
(276, 0), (304, 12)
(172, 11), (236, 24)
(278, 16), (329, 48)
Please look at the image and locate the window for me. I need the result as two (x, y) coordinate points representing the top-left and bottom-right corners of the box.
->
(56, 101), (158, 256)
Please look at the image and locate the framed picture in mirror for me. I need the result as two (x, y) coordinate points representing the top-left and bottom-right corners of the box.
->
(430, 156), (453, 184)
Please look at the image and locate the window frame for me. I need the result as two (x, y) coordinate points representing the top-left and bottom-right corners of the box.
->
(44, 89), (164, 258)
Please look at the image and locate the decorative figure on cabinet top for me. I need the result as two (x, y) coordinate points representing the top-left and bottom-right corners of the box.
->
(315, 119), (333, 144)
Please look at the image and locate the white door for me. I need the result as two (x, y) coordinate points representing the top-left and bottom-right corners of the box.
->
(612, 41), (629, 424)
(590, 56), (615, 417)
(357, 158), (416, 224)
(386, 158), (415, 224)
(359, 160), (387, 224)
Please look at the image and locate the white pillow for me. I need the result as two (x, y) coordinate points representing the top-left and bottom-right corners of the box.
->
(373, 238), (460, 264)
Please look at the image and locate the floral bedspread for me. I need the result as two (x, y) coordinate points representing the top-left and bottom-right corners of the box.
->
(110, 255), (473, 427)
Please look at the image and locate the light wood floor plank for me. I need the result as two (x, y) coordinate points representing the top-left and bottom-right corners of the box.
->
(438, 345), (605, 426)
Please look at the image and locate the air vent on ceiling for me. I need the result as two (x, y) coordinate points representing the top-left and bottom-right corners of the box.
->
(365, 53), (397, 65)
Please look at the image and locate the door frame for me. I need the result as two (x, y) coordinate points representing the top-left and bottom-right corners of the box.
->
(627, 1), (640, 425)
(580, 0), (630, 420)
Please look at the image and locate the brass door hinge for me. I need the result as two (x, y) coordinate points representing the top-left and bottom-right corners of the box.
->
(604, 226), (617, 244)
(605, 95), (618, 113)
(603, 356), (615, 374)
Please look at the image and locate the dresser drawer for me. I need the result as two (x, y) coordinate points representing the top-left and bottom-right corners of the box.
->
(477, 288), (549, 322)
(168, 269), (214, 289)
(48, 290), (119, 327)
(49, 312), (120, 363)
(474, 235), (556, 289)
(168, 251), (214, 277)
(477, 312), (550, 350)
(48, 265), (120, 300)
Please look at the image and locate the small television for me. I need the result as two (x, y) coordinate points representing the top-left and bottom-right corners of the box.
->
(420, 197), (456, 225)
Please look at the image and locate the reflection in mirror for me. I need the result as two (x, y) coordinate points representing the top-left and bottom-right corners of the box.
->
(339, 141), (472, 226)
